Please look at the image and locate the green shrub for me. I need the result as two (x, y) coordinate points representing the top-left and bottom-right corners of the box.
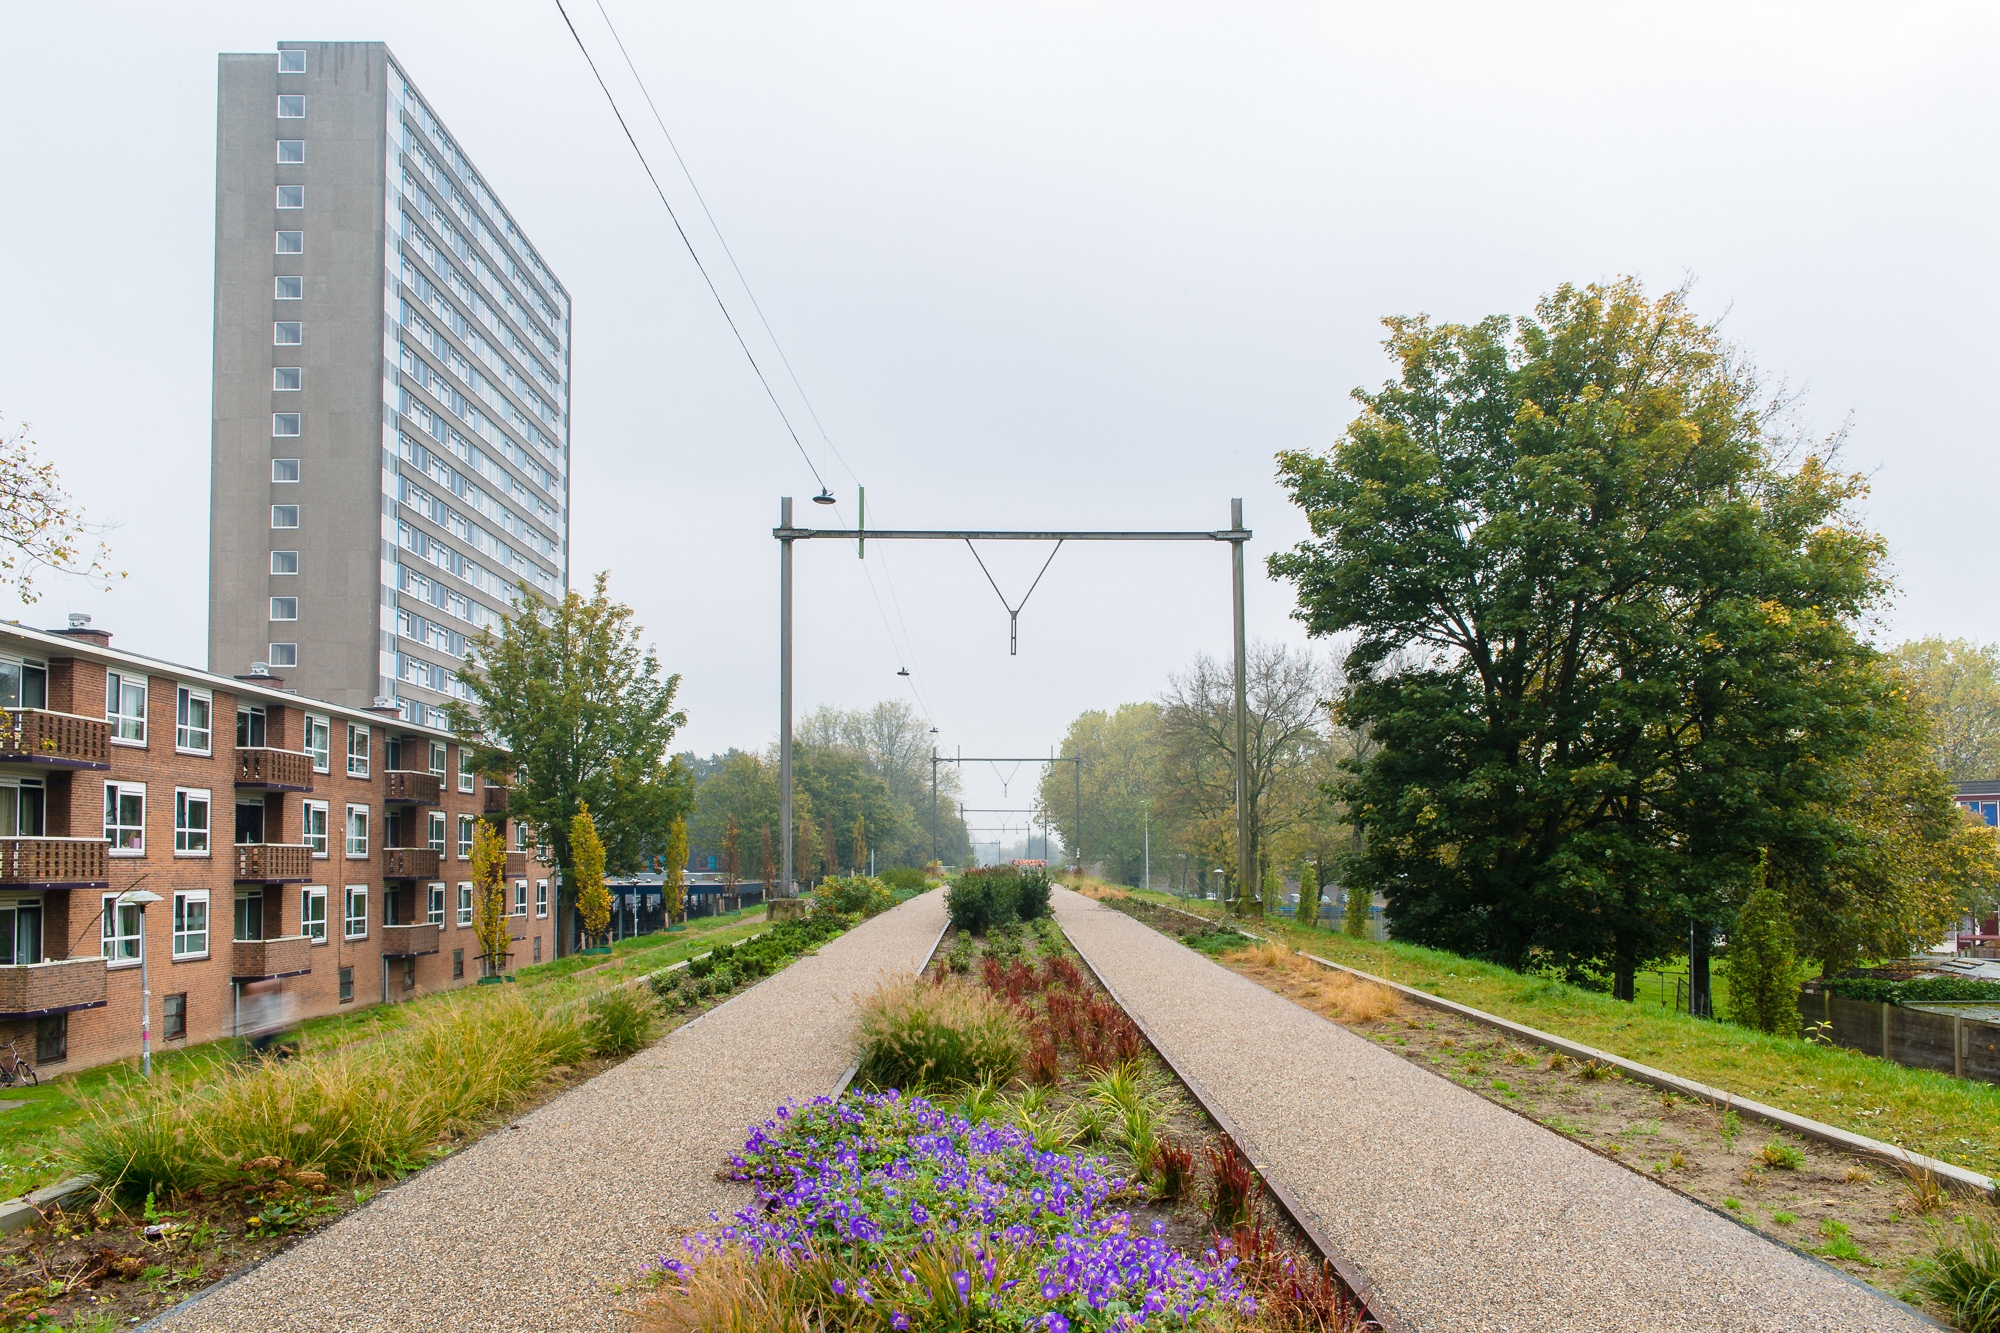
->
(1014, 870), (1053, 922)
(1297, 862), (1321, 929)
(1903, 1211), (2000, 1332)
(856, 975), (1026, 1090)
(1724, 858), (1801, 1036)
(945, 867), (1022, 934)
(1824, 976), (2000, 1006)
(588, 985), (664, 1057)
(816, 875), (895, 917)
(881, 866), (928, 894)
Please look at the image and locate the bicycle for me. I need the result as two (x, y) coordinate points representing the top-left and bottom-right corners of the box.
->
(0, 1039), (36, 1088)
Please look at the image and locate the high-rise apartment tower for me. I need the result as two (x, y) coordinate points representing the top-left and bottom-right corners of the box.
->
(210, 41), (570, 721)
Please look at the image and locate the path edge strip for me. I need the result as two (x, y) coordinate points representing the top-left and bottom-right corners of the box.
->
(833, 896), (951, 1097)
(1056, 901), (1404, 1333)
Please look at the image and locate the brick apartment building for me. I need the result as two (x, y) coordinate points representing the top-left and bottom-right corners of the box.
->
(0, 617), (554, 1075)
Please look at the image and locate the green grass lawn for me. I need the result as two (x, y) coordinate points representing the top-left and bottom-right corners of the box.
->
(0, 910), (776, 1200)
(1126, 888), (2000, 1180)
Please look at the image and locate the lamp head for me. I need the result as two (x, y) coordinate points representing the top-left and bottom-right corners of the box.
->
(896, 668), (910, 677)
(811, 488), (836, 505)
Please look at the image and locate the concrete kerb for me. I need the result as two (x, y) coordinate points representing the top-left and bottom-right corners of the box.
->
(1055, 911), (1405, 1333)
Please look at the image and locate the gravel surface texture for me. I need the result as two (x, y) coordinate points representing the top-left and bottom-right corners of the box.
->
(1054, 889), (1939, 1333)
(153, 891), (948, 1333)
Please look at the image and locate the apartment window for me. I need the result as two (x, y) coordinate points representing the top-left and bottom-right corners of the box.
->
(302, 800), (328, 856)
(452, 947), (464, 979)
(302, 886), (327, 942)
(338, 965), (353, 1003)
(271, 506), (300, 529)
(270, 597), (298, 622)
(163, 993), (187, 1040)
(515, 821), (530, 852)
(456, 814), (473, 859)
(172, 891), (209, 957)
(273, 322), (302, 345)
(174, 789), (210, 855)
(343, 886), (367, 939)
(234, 890), (264, 942)
(400, 957), (416, 990)
(276, 139), (304, 164)
(272, 413), (300, 437)
(347, 724), (370, 777)
(457, 882), (473, 927)
(104, 781), (144, 853)
(272, 459), (300, 482)
(271, 551), (299, 575)
(276, 185), (304, 209)
(306, 715), (330, 772)
(35, 1015), (66, 1064)
(268, 643), (298, 668)
(513, 880), (527, 916)
(535, 879), (548, 918)
(237, 705), (265, 748)
(345, 804), (369, 857)
(278, 49), (306, 73)
(0, 658), (47, 711)
(274, 276), (303, 300)
(275, 231), (303, 254)
(277, 94), (304, 117)
(429, 741), (446, 775)
(428, 882), (445, 926)
(175, 685), (212, 753)
(533, 936), (542, 963)
(457, 747), (474, 792)
(428, 810), (446, 852)
(101, 893), (142, 963)
(106, 670), (146, 743)
(274, 367), (302, 390)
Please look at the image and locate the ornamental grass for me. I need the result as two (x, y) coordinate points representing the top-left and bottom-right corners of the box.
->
(856, 975), (1028, 1091)
(1223, 943), (1398, 1024)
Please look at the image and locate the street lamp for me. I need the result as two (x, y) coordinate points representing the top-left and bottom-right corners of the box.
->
(117, 888), (164, 1076)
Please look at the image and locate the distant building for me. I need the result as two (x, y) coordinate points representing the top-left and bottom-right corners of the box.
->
(1955, 780), (2000, 827)
(209, 41), (571, 720)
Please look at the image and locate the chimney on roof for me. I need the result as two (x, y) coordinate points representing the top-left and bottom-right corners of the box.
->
(235, 661), (284, 689)
(53, 612), (111, 648)
(369, 695), (403, 719)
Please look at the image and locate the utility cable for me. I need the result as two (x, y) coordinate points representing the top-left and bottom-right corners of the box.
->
(552, 0), (828, 491)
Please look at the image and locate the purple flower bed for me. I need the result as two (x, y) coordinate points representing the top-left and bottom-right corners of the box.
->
(653, 1090), (1248, 1330)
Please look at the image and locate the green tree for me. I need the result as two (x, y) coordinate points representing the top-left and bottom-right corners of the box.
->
(1344, 880), (1369, 939)
(0, 414), (122, 602)
(852, 814), (867, 875)
(1272, 278), (1894, 999)
(1724, 857), (1800, 1035)
(1297, 861), (1321, 930)
(447, 573), (691, 956)
(1889, 637), (2000, 781)
(572, 805), (611, 950)
(662, 816), (688, 924)
(1036, 703), (1168, 886)
(471, 816), (511, 976)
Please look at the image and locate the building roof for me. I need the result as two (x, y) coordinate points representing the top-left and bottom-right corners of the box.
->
(1955, 780), (2000, 798)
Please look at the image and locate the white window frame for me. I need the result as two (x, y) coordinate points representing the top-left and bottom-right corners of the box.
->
(104, 780), (144, 855)
(274, 366), (302, 390)
(428, 810), (446, 853)
(306, 714), (330, 772)
(457, 747), (474, 792)
(274, 230), (303, 254)
(427, 881), (445, 927)
(270, 597), (298, 622)
(512, 880), (528, 917)
(271, 551), (299, 575)
(429, 741), (446, 775)
(276, 139), (304, 163)
(174, 685), (212, 755)
(347, 724), (370, 777)
(106, 670), (146, 744)
(536, 879), (548, 918)
(457, 814), (473, 860)
(276, 94), (305, 118)
(343, 885), (368, 940)
(173, 788), (210, 856)
(302, 799), (328, 857)
(276, 184), (304, 209)
(272, 459), (300, 482)
(101, 893), (142, 965)
(272, 413), (301, 437)
(345, 804), (369, 858)
(271, 504), (300, 528)
(457, 882), (473, 928)
(278, 50), (305, 74)
(302, 886), (328, 943)
(273, 322), (302, 346)
(172, 890), (210, 959)
(274, 275), (303, 300)
(268, 643), (298, 668)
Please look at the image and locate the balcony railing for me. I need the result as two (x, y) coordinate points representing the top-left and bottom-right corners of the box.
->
(233, 843), (313, 883)
(0, 837), (108, 888)
(384, 771), (443, 806)
(504, 852), (527, 879)
(381, 922), (440, 957)
(232, 935), (312, 982)
(0, 709), (109, 770)
(382, 847), (441, 879)
(483, 784), (510, 816)
(0, 956), (108, 1018)
(236, 747), (313, 791)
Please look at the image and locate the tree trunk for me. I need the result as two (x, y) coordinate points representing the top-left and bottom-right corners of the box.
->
(1612, 964), (1635, 1003)
(1688, 919), (1714, 1019)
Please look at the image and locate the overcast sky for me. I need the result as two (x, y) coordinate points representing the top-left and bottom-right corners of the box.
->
(2, 2), (1994, 831)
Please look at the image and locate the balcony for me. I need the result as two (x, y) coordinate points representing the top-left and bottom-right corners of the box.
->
(0, 837), (108, 888)
(235, 747), (313, 792)
(233, 843), (313, 884)
(0, 957), (108, 1019)
(384, 771), (442, 806)
(232, 935), (312, 982)
(482, 784), (510, 816)
(381, 922), (440, 957)
(0, 709), (109, 770)
(505, 852), (527, 879)
(382, 847), (441, 879)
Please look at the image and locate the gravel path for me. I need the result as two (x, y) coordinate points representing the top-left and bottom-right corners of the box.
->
(154, 891), (948, 1333)
(1054, 889), (1938, 1333)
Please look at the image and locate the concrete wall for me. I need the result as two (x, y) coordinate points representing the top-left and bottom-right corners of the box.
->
(1797, 987), (2000, 1085)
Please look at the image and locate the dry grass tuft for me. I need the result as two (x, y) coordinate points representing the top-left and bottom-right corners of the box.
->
(1222, 943), (1398, 1023)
